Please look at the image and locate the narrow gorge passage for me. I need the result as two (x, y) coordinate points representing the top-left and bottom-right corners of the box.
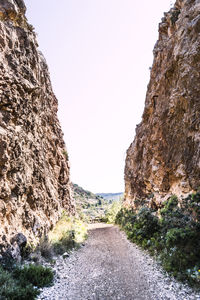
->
(39, 224), (199, 300)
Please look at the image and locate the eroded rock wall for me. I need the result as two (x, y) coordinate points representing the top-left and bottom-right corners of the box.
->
(0, 0), (75, 256)
(125, 0), (200, 208)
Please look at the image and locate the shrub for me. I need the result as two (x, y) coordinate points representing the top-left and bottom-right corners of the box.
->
(116, 207), (159, 245)
(133, 207), (160, 239)
(0, 214), (87, 299)
(53, 230), (76, 255)
(36, 235), (53, 259)
(63, 150), (69, 161)
(159, 196), (191, 234)
(115, 207), (136, 228)
(33, 214), (88, 259)
(0, 263), (53, 300)
(183, 191), (200, 218)
(13, 264), (53, 288)
(47, 214), (87, 256)
(116, 193), (200, 286)
(104, 200), (122, 224)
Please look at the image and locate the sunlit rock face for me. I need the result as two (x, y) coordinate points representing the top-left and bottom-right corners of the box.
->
(0, 0), (75, 257)
(124, 0), (200, 209)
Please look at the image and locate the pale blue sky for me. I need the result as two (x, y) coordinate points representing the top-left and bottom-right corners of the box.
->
(26, 0), (173, 193)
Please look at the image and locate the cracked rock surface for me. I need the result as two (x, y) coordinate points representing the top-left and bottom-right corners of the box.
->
(0, 0), (75, 256)
(125, 0), (200, 208)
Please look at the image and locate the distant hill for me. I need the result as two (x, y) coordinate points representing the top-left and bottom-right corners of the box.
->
(96, 193), (123, 202)
(72, 183), (105, 222)
(72, 184), (123, 222)
(72, 183), (99, 201)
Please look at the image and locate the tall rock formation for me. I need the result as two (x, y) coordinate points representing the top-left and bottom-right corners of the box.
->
(0, 0), (75, 258)
(125, 0), (200, 208)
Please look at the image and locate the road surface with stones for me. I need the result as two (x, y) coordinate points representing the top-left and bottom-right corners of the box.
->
(39, 223), (200, 300)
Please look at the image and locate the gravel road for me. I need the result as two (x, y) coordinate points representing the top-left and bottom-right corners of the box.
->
(39, 224), (200, 300)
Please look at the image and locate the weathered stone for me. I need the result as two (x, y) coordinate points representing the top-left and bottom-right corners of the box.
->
(7, 243), (21, 262)
(62, 252), (69, 259)
(0, 1), (75, 256)
(10, 233), (27, 250)
(124, 0), (200, 208)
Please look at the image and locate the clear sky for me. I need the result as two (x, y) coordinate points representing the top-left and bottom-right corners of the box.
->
(25, 0), (173, 193)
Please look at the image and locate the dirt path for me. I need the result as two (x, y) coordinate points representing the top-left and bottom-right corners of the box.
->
(39, 224), (200, 300)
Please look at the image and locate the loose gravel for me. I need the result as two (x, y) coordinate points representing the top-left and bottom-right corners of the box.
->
(38, 224), (200, 300)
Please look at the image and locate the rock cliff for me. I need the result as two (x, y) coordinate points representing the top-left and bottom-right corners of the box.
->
(0, 0), (75, 259)
(125, 0), (200, 208)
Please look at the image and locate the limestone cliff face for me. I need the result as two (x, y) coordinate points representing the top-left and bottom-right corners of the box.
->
(125, 0), (200, 208)
(0, 0), (75, 256)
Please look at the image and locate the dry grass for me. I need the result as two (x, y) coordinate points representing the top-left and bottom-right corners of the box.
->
(36, 213), (88, 259)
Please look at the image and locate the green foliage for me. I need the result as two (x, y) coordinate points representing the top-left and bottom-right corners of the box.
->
(170, 9), (180, 25)
(0, 215), (87, 299)
(53, 230), (76, 255)
(34, 214), (87, 259)
(183, 191), (200, 218)
(72, 183), (108, 222)
(36, 235), (53, 259)
(115, 207), (136, 228)
(116, 193), (200, 286)
(2, 215), (87, 300)
(13, 264), (53, 288)
(0, 263), (53, 300)
(47, 214), (87, 256)
(161, 195), (178, 213)
(63, 150), (69, 161)
(73, 183), (124, 223)
(103, 200), (122, 223)
(73, 183), (98, 200)
(159, 195), (191, 233)
(116, 207), (159, 248)
(133, 207), (160, 240)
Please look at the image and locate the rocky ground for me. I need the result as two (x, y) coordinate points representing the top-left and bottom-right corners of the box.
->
(38, 224), (200, 300)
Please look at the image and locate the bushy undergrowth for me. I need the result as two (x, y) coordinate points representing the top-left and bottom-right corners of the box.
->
(103, 200), (122, 223)
(0, 264), (53, 300)
(0, 213), (87, 299)
(115, 192), (200, 286)
(36, 214), (88, 258)
(13, 264), (53, 288)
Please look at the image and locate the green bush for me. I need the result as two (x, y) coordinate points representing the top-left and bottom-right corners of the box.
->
(116, 207), (159, 246)
(34, 214), (88, 259)
(36, 235), (53, 259)
(0, 263), (53, 300)
(47, 214), (87, 256)
(183, 191), (200, 218)
(63, 150), (69, 161)
(53, 230), (76, 255)
(115, 207), (136, 228)
(104, 200), (122, 224)
(13, 264), (53, 288)
(116, 193), (200, 286)
(132, 207), (160, 239)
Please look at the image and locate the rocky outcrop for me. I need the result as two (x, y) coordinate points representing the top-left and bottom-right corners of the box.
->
(0, 0), (75, 258)
(124, 0), (200, 208)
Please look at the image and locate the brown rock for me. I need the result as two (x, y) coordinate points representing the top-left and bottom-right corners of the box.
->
(124, 0), (200, 208)
(0, 0), (75, 255)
